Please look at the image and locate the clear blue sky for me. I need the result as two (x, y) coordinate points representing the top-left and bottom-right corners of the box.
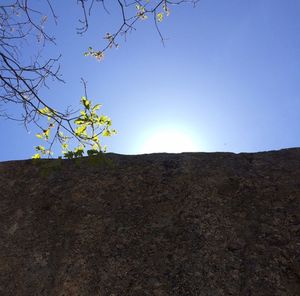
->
(1, 0), (300, 161)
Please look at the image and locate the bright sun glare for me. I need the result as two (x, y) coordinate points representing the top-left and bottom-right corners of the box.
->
(140, 129), (198, 154)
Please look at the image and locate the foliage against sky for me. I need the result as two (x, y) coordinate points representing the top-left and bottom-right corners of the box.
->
(1, 0), (300, 160)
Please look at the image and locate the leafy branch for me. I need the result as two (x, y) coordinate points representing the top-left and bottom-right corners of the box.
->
(81, 0), (199, 60)
(0, 1), (198, 159)
(32, 79), (116, 159)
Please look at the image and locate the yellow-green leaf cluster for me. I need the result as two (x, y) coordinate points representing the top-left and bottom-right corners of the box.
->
(157, 12), (163, 22)
(156, 3), (170, 23)
(32, 145), (52, 159)
(33, 95), (116, 160)
(35, 121), (54, 142)
(136, 4), (148, 20)
(84, 47), (104, 60)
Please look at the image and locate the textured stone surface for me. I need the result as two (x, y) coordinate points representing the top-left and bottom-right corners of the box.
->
(1, 148), (300, 295)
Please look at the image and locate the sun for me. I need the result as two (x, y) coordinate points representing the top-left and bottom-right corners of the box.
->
(139, 129), (198, 154)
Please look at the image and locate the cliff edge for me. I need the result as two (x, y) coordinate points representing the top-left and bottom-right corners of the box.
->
(1, 148), (300, 295)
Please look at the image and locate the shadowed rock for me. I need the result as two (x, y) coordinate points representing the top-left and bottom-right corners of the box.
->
(0, 148), (300, 295)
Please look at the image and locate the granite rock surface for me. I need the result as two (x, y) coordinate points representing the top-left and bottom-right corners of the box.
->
(0, 148), (300, 295)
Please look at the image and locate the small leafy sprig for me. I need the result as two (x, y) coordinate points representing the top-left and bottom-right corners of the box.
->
(84, 46), (105, 60)
(32, 95), (116, 159)
(84, 0), (175, 61)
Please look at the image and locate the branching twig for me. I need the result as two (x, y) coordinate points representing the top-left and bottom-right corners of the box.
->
(0, 0), (198, 158)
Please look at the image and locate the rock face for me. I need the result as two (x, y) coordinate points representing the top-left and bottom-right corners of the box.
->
(0, 148), (300, 295)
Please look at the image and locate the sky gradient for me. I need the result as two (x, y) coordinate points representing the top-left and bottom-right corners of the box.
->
(1, 0), (300, 161)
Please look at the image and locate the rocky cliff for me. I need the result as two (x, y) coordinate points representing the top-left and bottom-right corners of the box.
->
(1, 148), (300, 295)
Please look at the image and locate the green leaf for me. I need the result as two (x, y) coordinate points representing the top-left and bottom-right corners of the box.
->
(62, 143), (68, 149)
(74, 146), (84, 152)
(32, 153), (41, 159)
(92, 104), (102, 112)
(80, 110), (88, 117)
(87, 149), (99, 156)
(74, 146), (84, 157)
(35, 145), (45, 153)
(92, 143), (99, 150)
(64, 151), (74, 159)
(102, 129), (111, 137)
(74, 118), (86, 125)
(36, 133), (43, 139)
(98, 115), (109, 124)
(44, 129), (50, 139)
(84, 101), (90, 109)
(38, 107), (50, 115)
(81, 96), (91, 110)
(75, 125), (87, 136)
(92, 135), (99, 142)
(157, 12), (163, 22)
(163, 4), (170, 16)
